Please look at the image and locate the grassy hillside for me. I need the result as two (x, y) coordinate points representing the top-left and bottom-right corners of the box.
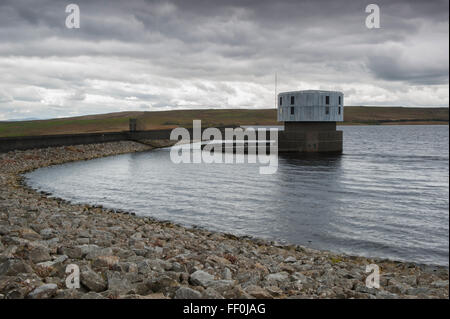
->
(0, 107), (448, 138)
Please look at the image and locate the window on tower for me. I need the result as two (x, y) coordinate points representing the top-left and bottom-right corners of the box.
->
(326, 96), (330, 105)
(325, 106), (330, 115)
(279, 96), (282, 106)
(291, 96), (295, 105)
(290, 107), (295, 115)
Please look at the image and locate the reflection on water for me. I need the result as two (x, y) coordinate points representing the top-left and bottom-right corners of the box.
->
(25, 126), (449, 266)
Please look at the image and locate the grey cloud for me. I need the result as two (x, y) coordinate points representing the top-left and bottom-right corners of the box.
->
(0, 0), (448, 120)
(368, 55), (449, 85)
(67, 90), (87, 101)
(0, 90), (13, 103)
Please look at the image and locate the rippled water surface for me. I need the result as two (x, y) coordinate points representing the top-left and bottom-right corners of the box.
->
(25, 125), (449, 266)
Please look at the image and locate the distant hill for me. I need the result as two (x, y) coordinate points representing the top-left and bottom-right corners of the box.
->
(3, 117), (41, 122)
(0, 107), (448, 138)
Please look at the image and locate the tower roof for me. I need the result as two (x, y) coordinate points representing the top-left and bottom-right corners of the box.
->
(279, 90), (343, 95)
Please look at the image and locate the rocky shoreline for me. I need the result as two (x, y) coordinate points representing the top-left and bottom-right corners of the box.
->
(0, 141), (448, 299)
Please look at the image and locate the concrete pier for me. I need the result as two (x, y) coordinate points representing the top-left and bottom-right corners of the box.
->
(278, 122), (343, 153)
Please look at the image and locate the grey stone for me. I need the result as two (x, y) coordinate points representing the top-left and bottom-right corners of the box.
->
(107, 271), (133, 294)
(27, 283), (58, 299)
(0, 245), (18, 262)
(386, 279), (412, 295)
(115, 248), (135, 259)
(39, 228), (57, 240)
(0, 259), (33, 276)
(265, 285), (284, 297)
(174, 286), (202, 299)
(171, 262), (185, 272)
(35, 256), (67, 275)
(19, 228), (41, 240)
(78, 230), (90, 238)
(144, 258), (172, 271)
(222, 285), (254, 299)
(81, 268), (107, 292)
(291, 272), (312, 283)
(223, 267), (232, 280)
(202, 288), (225, 299)
(53, 255), (69, 264)
(402, 275), (418, 287)
(406, 287), (432, 295)
(54, 289), (84, 299)
(431, 280), (448, 289)
(59, 246), (83, 259)
(86, 247), (113, 260)
(80, 292), (107, 299)
(354, 283), (378, 295)
(123, 262), (138, 273)
(5, 288), (28, 299)
(0, 225), (9, 236)
(44, 237), (60, 246)
(205, 279), (235, 292)
(29, 246), (51, 263)
(92, 255), (120, 268)
(244, 285), (273, 299)
(147, 275), (180, 293)
(130, 232), (142, 240)
(190, 270), (215, 287)
(266, 272), (289, 283)
(76, 244), (100, 256)
(284, 256), (297, 263)
(137, 259), (153, 274)
(76, 238), (90, 245)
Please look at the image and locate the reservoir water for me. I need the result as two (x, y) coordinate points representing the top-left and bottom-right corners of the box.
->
(24, 125), (449, 266)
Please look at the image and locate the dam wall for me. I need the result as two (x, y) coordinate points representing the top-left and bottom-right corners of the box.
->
(0, 123), (341, 154)
(0, 127), (231, 153)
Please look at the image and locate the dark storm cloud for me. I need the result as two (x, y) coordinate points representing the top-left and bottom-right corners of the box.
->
(0, 0), (448, 119)
(368, 55), (449, 85)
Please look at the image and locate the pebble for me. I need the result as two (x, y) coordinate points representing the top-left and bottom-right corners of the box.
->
(27, 283), (58, 299)
(189, 270), (215, 287)
(174, 286), (202, 299)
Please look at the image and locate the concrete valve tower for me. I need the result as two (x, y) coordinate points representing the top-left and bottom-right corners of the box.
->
(277, 90), (344, 153)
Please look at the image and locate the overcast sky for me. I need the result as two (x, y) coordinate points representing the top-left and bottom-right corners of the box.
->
(0, 0), (448, 120)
